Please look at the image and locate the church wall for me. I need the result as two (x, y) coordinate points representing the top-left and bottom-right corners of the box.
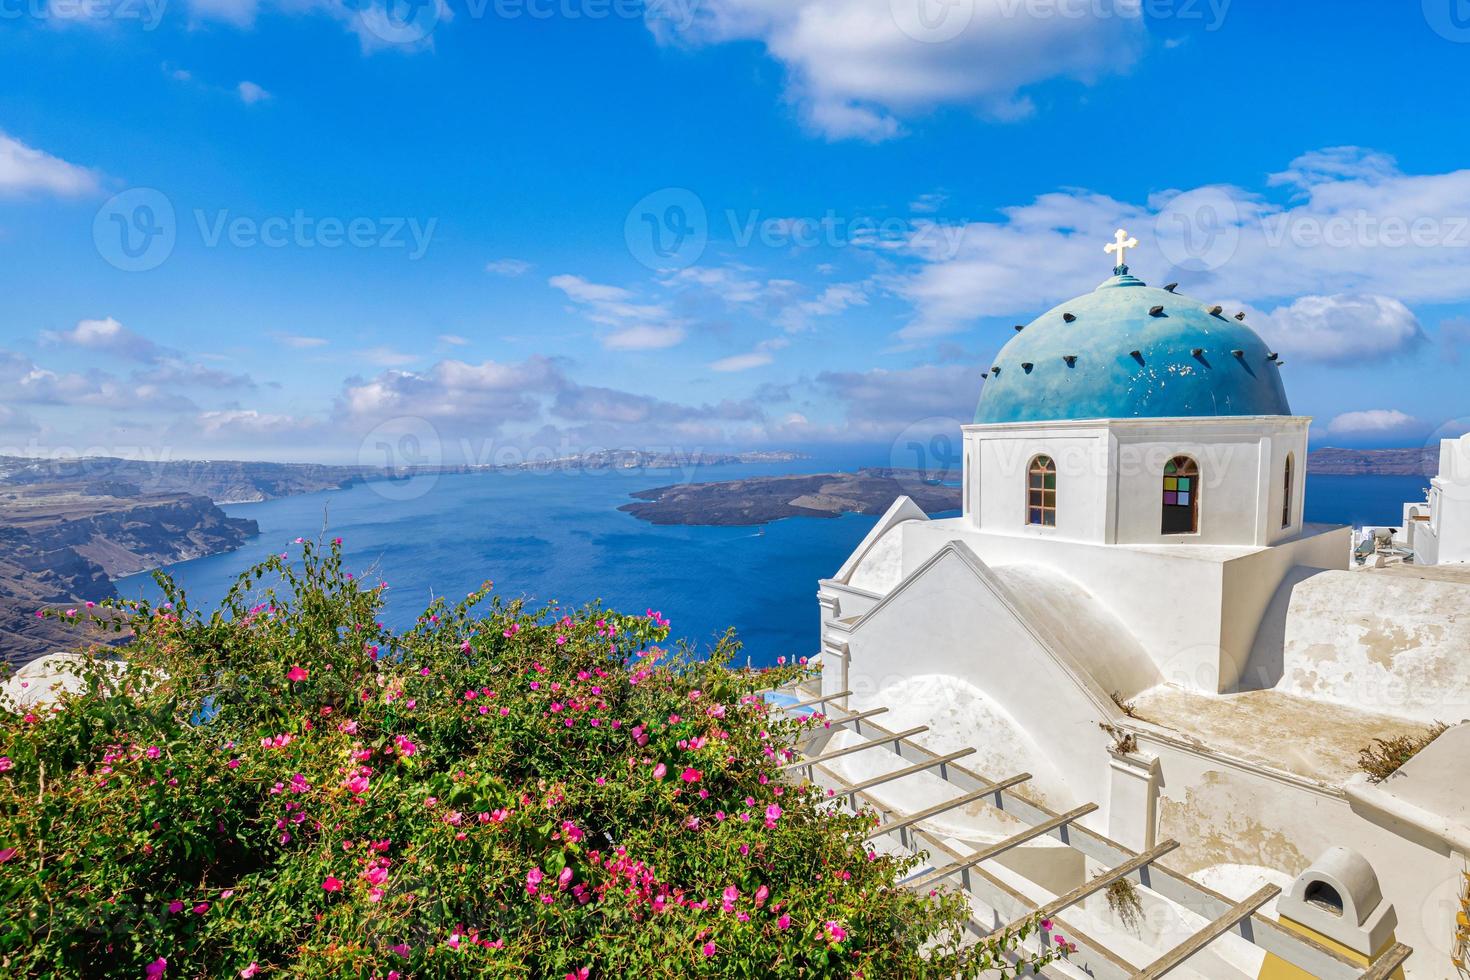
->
(902, 520), (1230, 692)
(1112, 426), (1270, 547)
(1433, 476), (1470, 564)
(1265, 426), (1310, 545)
(839, 544), (1117, 828)
(1217, 528), (1351, 693)
(968, 427), (1111, 543)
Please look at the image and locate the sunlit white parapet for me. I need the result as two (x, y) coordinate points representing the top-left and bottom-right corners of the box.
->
(1404, 434), (1470, 566)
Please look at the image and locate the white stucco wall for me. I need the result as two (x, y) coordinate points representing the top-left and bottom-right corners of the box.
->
(964, 417), (1310, 550)
(1250, 568), (1470, 724)
(834, 541), (1120, 832)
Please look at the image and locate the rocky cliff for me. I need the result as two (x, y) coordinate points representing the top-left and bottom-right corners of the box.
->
(0, 487), (257, 666)
(1306, 447), (1439, 476)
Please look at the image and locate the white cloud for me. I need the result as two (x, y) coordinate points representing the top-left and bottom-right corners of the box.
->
(909, 192), (948, 214)
(1327, 409), (1421, 436)
(274, 333), (329, 349)
(0, 132), (100, 197)
(438, 334), (470, 346)
(549, 273), (688, 350)
(41, 317), (163, 362)
(237, 80), (271, 104)
(1246, 294), (1426, 365)
(778, 282), (870, 331)
(486, 258), (532, 277)
(648, 0), (1145, 140)
(356, 346), (421, 367)
(194, 409), (316, 436)
(710, 351), (775, 372)
(880, 148), (1470, 343)
(603, 324), (687, 351)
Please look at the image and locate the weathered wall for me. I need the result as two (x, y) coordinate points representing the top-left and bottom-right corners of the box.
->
(1250, 569), (1470, 723)
(1144, 736), (1461, 979)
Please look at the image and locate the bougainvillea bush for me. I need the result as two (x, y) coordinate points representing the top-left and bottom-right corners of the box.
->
(1, 539), (1054, 978)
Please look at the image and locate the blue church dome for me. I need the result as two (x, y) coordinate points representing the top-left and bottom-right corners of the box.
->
(975, 269), (1291, 424)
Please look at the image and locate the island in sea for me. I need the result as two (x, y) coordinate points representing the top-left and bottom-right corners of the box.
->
(621, 468), (962, 525)
(619, 448), (1437, 527)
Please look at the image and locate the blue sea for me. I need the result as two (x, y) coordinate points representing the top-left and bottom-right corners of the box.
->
(117, 461), (1430, 668)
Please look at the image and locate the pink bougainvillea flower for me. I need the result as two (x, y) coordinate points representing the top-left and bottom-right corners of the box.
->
(824, 921), (847, 943)
(145, 958), (167, 979)
(701, 941), (716, 958)
(286, 666), (308, 682)
(393, 735), (417, 757)
(0, 848), (16, 864)
(167, 900), (184, 914)
(192, 902), (210, 915)
(777, 914), (791, 930)
(239, 964), (260, 978)
(652, 763), (667, 780)
(680, 768), (701, 784)
(565, 969), (591, 980)
(322, 876), (344, 892)
(0, 756), (12, 771)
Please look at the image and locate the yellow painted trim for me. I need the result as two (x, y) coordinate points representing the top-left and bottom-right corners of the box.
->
(1258, 916), (1405, 980)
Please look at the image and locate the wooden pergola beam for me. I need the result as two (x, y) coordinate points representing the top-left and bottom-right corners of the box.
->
(999, 839), (1181, 934)
(907, 802), (1099, 891)
(836, 748), (976, 799)
(865, 772), (1032, 842)
(782, 726), (929, 771)
(1133, 884), (1280, 978)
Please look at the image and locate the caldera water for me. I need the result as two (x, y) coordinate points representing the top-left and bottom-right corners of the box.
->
(117, 459), (1429, 668)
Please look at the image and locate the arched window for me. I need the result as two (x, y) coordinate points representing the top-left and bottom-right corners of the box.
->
(1027, 455), (1057, 527)
(1282, 454), (1294, 529)
(1161, 456), (1199, 535)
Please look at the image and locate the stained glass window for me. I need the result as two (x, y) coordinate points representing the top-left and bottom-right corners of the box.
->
(1282, 454), (1294, 529)
(1161, 456), (1199, 535)
(1027, 455), (1057, 527)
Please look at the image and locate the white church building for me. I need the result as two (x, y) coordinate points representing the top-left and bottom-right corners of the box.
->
(814, 237), (1470, 978)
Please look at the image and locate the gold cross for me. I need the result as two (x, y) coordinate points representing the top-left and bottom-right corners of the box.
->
(1104, 228), (1139, 269)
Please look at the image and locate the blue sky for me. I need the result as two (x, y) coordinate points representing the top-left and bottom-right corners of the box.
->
(3, 0), (1470, 464)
